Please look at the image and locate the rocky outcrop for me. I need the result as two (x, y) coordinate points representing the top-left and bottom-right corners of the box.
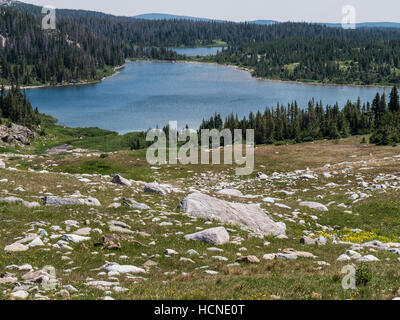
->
(178, 192), (286, 236)
(0, 123), (37, 146)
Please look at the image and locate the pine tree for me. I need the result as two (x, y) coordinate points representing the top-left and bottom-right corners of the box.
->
(388, 86), (400, 113)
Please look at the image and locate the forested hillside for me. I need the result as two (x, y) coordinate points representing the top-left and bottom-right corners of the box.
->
(1, 2), (400, 86)
(211, 38), (400, 85)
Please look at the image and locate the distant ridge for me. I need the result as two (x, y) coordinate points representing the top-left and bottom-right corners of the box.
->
(132, 13), (224, 22)
(248, 20), (277, 25)
(133, 13), (400, 29)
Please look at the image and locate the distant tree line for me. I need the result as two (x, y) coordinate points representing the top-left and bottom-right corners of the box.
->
(200, 86), (400, 146)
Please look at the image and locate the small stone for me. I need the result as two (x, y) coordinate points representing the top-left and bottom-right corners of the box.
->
(111, 174), (132, 187)
(204, 270), (218, 275)
(165, 249), (178, 255)
(186, 249), (199, 256)
(236, 255), (260, 263)
(180, 257), (195, 264)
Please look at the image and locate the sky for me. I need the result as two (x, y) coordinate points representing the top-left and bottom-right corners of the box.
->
(23, 0), (400, 23)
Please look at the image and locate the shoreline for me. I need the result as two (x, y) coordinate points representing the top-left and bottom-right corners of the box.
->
(173, 60), (393, 89)
(4, 57), (393, 90)
(4, 63), (128, 90)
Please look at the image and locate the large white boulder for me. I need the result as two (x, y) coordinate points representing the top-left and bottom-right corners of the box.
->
(178, 192), (286, 236)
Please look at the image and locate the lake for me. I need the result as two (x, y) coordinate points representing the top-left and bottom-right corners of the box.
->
(170, 47), (225, 56)
(26, 60), (386, 134)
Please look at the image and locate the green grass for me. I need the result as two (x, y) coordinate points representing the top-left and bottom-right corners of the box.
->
(1, 136), (400, 300)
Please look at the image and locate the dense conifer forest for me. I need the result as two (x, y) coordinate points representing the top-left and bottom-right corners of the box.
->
(200, 86), (400, 146)
(1, 1), (400, 86)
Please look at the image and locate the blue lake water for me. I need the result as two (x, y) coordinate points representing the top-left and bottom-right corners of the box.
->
(26, 61), (386, 134)
(170, 47), (225, 56)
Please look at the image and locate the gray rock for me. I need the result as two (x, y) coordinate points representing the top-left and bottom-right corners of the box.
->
(0, 274), (18, 284)
(0, 159), (5, 169)
(43, 196), (100, 206)
(0, 197), (40, 208)
(275, 253), (298, 260)
(45, 144), (72, 155)
(299, 201), (328, 212)
(256, 172), (268, 180)
(5, 243), (29, 252)
(43, 196), (81, 206)
(186, 249), (199, 256)
(122, 198), (150, 210)
(112, 174), (132, 187)
(63, 285), (78, 293)
(0, 123), (37, 146)
(103, 262), (146, 274)
(300, 236), (317, 245)
(79, 197), (101, 207)
(300, 235), (327, 245)
(178, 192), (286, 236)
(262, 254), (276, 260)
(61, 234), (91, 243)
(165, 249), (178, 255)
(180, 257), (195, 264)
(184, 227), (230, 245)
(204, 270), (218, 275)
(144, 182), (170, 195)
(356, 255), (379, 262)
(28, 237), (44, 247)
(337, 254), (351, 261)
(73, 228), (91, 236)
(11, 290), (29, 300)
